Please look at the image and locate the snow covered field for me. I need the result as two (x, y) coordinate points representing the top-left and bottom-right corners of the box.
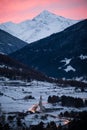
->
(0, 78), (87, 126)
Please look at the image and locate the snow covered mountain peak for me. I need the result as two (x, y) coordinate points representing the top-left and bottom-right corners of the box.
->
(32, 10), (66, 24)
(0, 10), (79, 43)
(33, 10), (57, 20)
(39, 10), (53, 15)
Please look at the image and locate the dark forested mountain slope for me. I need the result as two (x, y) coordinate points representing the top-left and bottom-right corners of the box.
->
(0, 54), (50, 81)
(10, 20), (87, 79)
(0, 29), (27, 54)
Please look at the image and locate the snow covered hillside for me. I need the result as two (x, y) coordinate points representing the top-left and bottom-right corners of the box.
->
(0, 10), (78, 43)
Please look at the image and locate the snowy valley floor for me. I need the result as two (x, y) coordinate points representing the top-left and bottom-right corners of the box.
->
(0, 78), (87, 129)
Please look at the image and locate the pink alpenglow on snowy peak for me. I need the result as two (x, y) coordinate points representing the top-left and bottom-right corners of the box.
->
(0, 10), (79, 44)
(0, 0), (87, 23)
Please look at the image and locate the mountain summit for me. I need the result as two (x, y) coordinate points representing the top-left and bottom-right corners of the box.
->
(0, 10), (79, 43)
(33, 10), (58, 21)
